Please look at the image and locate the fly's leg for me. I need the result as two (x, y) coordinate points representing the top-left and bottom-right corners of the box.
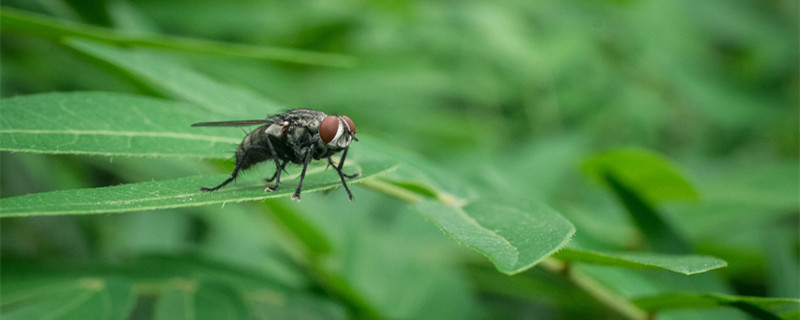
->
(264, 160), (287, 182)
(264, 137), (285, 192)
(200, 146), (262, 192)
(200, 144), (271, 192)
(326, 147), (359, 201)
(199, 167), (240, 192)
(200, 145), (263, 192)
(332, 147), (360, 179)
(291, 144), (315, 202)
(327, 157), (355, 202)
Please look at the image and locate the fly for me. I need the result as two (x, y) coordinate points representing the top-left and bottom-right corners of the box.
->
(192, 109), (360, 202)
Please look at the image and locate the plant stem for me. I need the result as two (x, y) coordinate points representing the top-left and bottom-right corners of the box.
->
(539, 258), (650, 320)
(261, 201), (380, 318)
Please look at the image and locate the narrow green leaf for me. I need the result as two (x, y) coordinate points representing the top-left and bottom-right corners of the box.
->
(604, 172), (693, 254)
(0, 7), (355, 67)
(153, 280), (198, 320)
(583, 148), (698, 203)
(246, 287), (348, 320)
(555, 248), (727, 275)
(415, 199), (575, 275)
(0, 92), (241, 158)
(264, 200), (333, 255)
(583, 149), (695, 253)
(2, 256), (348, 320)
(64, 39), (281, 116)
(1, 277), (134, 320)
(154, 281), (248, 320)
(0, 159), (396, 217)
(633, 293), (800, 320)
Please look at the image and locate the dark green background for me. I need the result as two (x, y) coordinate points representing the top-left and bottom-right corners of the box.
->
(1, 0), (797, 319)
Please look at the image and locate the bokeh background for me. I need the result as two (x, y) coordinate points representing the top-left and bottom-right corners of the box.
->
(2, 0), (798, 319)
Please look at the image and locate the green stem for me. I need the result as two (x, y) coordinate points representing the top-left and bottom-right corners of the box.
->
(260, 201), (380, 318)
(539, 258), (650, 320)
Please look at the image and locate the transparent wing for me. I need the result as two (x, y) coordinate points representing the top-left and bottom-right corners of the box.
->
(191, 120), (270, 127)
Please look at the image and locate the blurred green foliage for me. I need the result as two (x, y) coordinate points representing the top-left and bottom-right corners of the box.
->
(1, 0), (798, 319)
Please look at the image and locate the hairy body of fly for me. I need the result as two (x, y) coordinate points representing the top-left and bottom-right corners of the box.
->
(193, 109), (358, 201)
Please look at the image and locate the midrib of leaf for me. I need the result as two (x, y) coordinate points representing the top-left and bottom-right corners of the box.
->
(453, 203), (520, 266)
(0, 162), (397, 217)
(99, 167), (332, 206)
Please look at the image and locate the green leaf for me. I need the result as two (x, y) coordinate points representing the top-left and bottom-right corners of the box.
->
(0, 7), (355, 67)
(2, 256), (349, 320)
(583, 148), (699, 203)
(64, 39), (281, 116)
(555, 248), (727, 275)
(0, 92), (241, 158)
(0, 158), (396, 217)
(154, 281), (248, 320)
(604, 171), (693, 254)
(264, 200), (333, 255)
(245, 288), (348, 320)
(415, 199), (575, 275)
(357, 138), (576, 275)
(1, 277), (135, 320)
(583, 149), (695, 253)
(633, 293), (800, 320)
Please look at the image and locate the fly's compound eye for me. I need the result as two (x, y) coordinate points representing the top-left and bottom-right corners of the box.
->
(342, 115), (355, 135)
(319, 115), (340, 143)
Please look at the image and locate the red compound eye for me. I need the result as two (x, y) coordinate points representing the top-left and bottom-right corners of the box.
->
(319, 115), (339, 143)
(342, 115), (355, 134)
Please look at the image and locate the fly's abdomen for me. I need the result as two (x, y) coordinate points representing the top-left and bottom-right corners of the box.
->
(234, 128), (271, 170)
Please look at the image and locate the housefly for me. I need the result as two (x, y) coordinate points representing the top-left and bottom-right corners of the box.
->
(192, 109), (359, 202)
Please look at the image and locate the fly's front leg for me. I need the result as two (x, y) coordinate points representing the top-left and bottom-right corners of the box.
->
(329, 147), (360, 179)
(291, 144), (315, 202)
(327, 156), (355, 202)
(325, 147), (359, 201)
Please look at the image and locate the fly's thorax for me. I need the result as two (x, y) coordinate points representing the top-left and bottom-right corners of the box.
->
(263, 122), (286, 136)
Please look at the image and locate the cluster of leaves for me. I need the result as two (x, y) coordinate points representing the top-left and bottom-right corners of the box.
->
(1, 1), (798, 319)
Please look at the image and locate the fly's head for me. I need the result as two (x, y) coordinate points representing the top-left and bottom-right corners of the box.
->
(319, 115), (357, 149)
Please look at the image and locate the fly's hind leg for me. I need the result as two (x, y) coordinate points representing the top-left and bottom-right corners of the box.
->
(200, 167), (240, 192)
(200, 145), (266, 192)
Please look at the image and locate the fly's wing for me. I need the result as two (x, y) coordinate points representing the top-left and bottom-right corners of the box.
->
(191, 120), (271, 127)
